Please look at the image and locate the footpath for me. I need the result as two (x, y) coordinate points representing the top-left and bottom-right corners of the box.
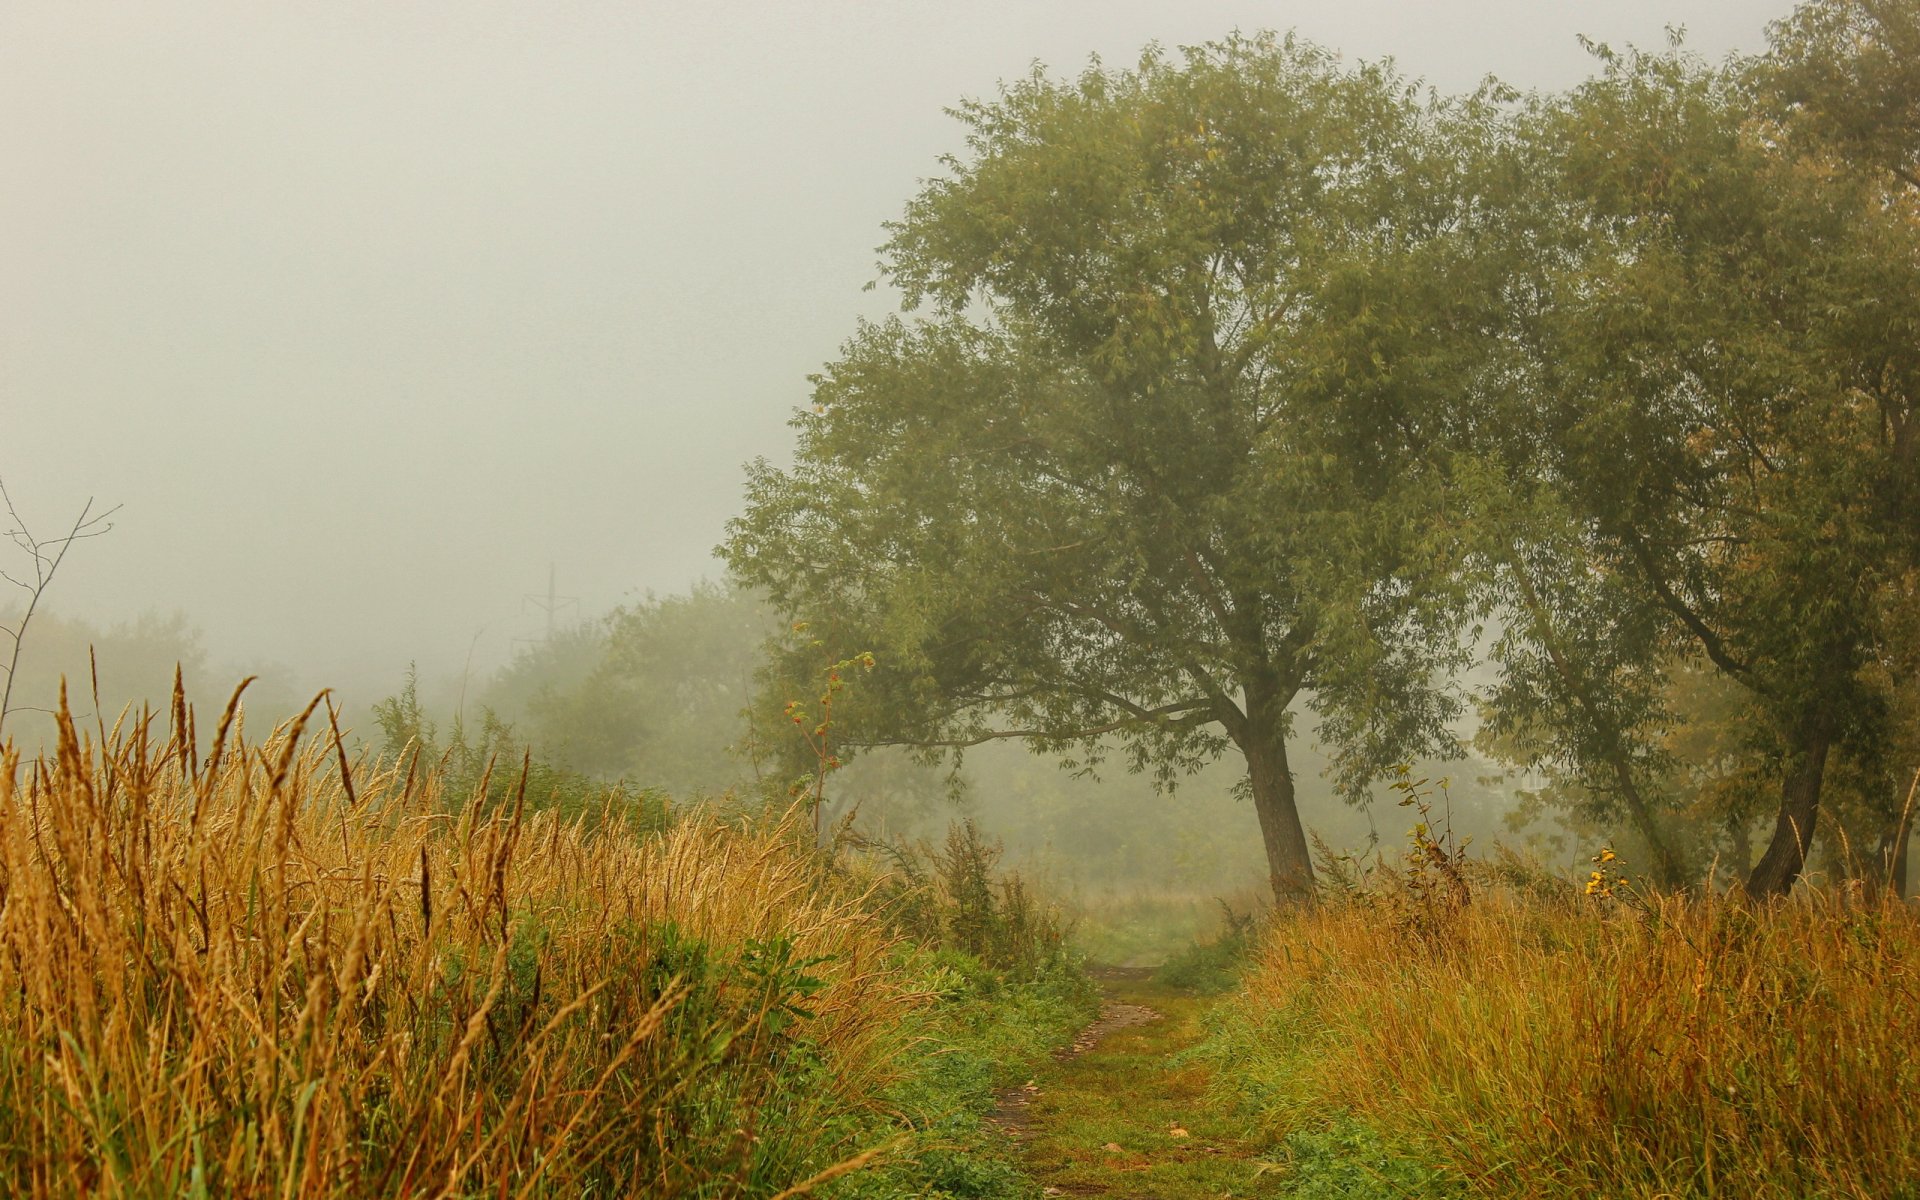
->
(988, 967), (1284, 1199)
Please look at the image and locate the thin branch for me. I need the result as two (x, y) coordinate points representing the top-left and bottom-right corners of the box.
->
(1014, 538), (1098, 556)
(1181, 545), (1236, 635)
(0, 482), (122, 740)
(1622, 531), (1758, 690)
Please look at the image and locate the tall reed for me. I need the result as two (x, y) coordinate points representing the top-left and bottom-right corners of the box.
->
(0, 684), (918, 1197)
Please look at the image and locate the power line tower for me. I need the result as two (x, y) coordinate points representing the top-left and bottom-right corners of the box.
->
(521, 563), (578, 644)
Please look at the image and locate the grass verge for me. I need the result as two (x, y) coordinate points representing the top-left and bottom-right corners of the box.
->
(1206, 880), (1920, 1198)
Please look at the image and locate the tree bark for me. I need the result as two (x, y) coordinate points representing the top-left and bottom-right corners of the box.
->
(1247, 731), (1314, 903)
(1744, 716), (1835, 899)
(1241, 696), (1315, 904)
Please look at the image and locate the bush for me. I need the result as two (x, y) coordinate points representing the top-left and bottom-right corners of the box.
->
(866, 819), (1078, 983)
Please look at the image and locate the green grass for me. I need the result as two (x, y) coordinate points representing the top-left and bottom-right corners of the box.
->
(1263, 1117), (1461, 1199)
(1012, 974), (1284, 1199)
(1154, 912), (1258, 994)
(850, 952), (1098, 1199)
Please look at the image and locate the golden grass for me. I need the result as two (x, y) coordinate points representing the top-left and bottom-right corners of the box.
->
(0, 688), (922, 1197)
(1230, 882), (1920, 1198)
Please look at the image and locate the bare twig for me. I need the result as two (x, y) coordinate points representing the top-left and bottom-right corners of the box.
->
(0, 475), (122, 740)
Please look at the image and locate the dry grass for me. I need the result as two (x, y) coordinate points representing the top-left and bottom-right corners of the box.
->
(1226, 876), (1920, 1198)
(0, 686), (922, 1197)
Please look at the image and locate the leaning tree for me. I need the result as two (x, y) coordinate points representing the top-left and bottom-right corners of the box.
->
(725, 35), (1503, 901)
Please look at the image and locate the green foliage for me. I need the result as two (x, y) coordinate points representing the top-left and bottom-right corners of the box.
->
(838, 829), (1099, 1199)
(851, 957), (1092, 1200)
(373, 663), (671, 831)
(1762, 0), (1920, 188)
(1264, 1117), (1460, 1199)
(727, 33), (1501, 900)
(485, 583), (778, 796)
(472, 917), (865, 1196)
(777, 634), (876, 821)
(1466, 19), (1920, 894)
(877, 819), (1080, 983)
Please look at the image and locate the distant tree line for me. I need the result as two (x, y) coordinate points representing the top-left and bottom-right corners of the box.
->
(441, 582), (777, 800)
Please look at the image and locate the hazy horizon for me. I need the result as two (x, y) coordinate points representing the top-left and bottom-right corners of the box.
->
(4, 0), (1796, 700)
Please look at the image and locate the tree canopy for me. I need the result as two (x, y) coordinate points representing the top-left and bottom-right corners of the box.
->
(727, 34), (1502, 901)
(1471, 16), (1920, 896)
(730, 3), (1920, 901)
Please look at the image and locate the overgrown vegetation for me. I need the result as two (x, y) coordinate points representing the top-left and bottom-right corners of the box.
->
(0, 683), (1092, 1197)
(1206, 822), (1920, 1199)
(10, 1), (1920, 1196)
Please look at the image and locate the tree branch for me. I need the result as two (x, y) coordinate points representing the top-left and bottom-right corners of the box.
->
(860, 697), (1217, 750)
(0, 479), (122, 739)
(1181, 545), (1237, 636)
(1622, 531), (1758, 690)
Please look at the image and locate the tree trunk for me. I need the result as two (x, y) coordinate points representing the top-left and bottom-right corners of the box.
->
(1603, 746), (1690, 892)
(1745, 717), (1834, 899)
(1245, 714), (1315, 904)
(1877, 815), (1912, 899)
(1726, 812), (1754, 881)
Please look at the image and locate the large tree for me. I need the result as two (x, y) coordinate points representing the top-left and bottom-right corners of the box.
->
(725, 35), (1499, 901)
(1766, 0), (1920, 895)
(1480, 28), (1920, 897)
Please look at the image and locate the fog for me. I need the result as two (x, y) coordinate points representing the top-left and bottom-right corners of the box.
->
(4, 0), (1793, 697)
(1, 10), (1908, 1189)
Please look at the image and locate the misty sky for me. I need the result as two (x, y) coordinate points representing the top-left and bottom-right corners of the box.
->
(3, 0), (1796, 693)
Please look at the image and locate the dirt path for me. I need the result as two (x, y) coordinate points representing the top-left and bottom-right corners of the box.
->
(989, 967), (1164, 1144)
(990, 968), (1282, 1198)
